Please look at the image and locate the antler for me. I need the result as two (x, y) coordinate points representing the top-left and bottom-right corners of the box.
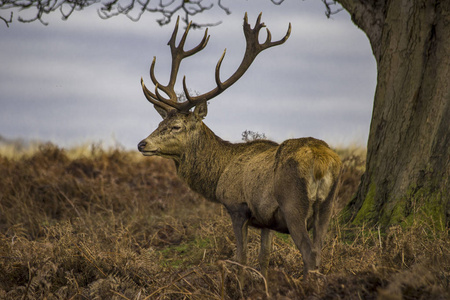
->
(142, 13), (291, 114)
(141, 16), (209, 112)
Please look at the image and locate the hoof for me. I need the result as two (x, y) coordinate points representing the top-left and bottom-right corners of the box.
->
(303, 269), (325, 280)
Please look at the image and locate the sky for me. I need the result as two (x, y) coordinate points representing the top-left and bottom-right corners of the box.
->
(0, 0), (377, 150)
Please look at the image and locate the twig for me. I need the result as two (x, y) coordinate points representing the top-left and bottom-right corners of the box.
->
(179, 272), (195, 290)
(144, 270), (195, 299)
(59, 189), (85, 225)
(378, 225), (383, 250)
(21, 261), (33, 300)
(193, 269), (220, 297)
(1, 12), (13, 27)
(322, 0), (344, 18)
(75, 242), (107, 277)
(110, 290), (132, 300)
(223, 260), (269, 298)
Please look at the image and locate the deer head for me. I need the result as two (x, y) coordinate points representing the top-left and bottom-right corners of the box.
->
(138, 13), (291, 159)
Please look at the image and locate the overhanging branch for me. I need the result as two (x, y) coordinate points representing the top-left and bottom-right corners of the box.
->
(1, 0), (346, 27)
(322, 0), (344, 18)
(0, 10), (12, 27)
(0, 0), (231, 27)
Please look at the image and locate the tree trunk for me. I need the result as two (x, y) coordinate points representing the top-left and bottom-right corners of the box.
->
(339, 0), (450, 228)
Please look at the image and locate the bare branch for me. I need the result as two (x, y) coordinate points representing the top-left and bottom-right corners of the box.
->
(1, 0), (343, 28)
(0, 11), (13, 27)
(1, 0), (231, 27)
(322, 0), (344, 18)
(98, 0), (228, 28)
(2, 0), (100, 26)
(218, 0), (231, 14)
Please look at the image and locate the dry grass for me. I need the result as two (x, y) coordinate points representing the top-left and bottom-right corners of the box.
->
(0, 143), (448, 299)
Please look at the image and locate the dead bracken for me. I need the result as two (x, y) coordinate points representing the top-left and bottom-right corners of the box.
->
(0, 143), (448, 299)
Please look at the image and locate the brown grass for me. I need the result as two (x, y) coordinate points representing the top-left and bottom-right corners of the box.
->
(0, 143), (448, 299)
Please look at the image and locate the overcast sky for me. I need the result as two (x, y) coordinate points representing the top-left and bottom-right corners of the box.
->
(0, 0), (377, 150)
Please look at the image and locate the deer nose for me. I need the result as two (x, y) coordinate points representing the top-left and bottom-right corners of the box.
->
(137, 141), (147, 152)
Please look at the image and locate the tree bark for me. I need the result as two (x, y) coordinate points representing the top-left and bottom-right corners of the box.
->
(339, 0), (450, 228)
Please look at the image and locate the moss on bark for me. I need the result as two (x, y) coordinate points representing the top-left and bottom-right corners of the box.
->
(349, 179), (448, 231)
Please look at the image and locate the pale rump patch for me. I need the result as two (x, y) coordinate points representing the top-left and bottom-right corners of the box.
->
(307, 168), (334, 202)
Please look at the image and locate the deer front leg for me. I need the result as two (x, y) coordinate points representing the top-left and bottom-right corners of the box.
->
(232, 218), (249, 266)
(259, 228), (272, 279)
(227, 204), (251, 266)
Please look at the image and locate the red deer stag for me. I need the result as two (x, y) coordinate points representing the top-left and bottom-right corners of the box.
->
(138, 13), (342, 278)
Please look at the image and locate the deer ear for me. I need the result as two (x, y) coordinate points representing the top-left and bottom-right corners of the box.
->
(154, 105), (168, 119)
(193, 102), (208, 120)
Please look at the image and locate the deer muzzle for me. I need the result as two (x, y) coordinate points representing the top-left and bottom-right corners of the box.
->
(137, 140), (160, 156)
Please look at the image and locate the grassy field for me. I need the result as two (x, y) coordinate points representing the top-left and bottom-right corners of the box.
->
(0, 142), (448, 299)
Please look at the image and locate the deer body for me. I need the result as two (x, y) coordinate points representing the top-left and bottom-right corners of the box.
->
(138, 14), (342, 277)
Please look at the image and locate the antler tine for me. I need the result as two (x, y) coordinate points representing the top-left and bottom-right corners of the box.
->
(144, 17), (182, 107)
(262, 23), (292, 48)
(182, 47), (227, 106)
(252, 12), (264, 31)
(141, 77), (174, 112)
(248, 12), (292, 53)
(149, 54), (191, 109)
(148, 56), (179, 108)
(184, 28), (210, 57)
(149, 57), (158, 87)
(167, 16), (180, 50)
(214, 49), (227, 90)
(165, 17), (209, 91)
(156, 16), (185, 103)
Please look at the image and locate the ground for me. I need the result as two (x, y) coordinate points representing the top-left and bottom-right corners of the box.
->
(0, 143), (448, 299)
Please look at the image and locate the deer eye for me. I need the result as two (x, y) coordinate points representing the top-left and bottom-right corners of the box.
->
(171, 125), (182, 131)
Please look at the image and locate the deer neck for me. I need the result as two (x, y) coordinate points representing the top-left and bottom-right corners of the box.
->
(176, 123), (233, 202)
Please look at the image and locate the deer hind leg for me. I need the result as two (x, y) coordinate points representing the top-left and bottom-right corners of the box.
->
(283, 204), (317, 276)
(311, 179), (339, 267)
(275, 176), (317, 276)
(310, 199), (331, 269)
(259, 228), (273, 279)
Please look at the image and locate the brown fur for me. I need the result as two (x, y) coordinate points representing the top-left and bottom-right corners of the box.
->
(139, 104), (342, 277)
